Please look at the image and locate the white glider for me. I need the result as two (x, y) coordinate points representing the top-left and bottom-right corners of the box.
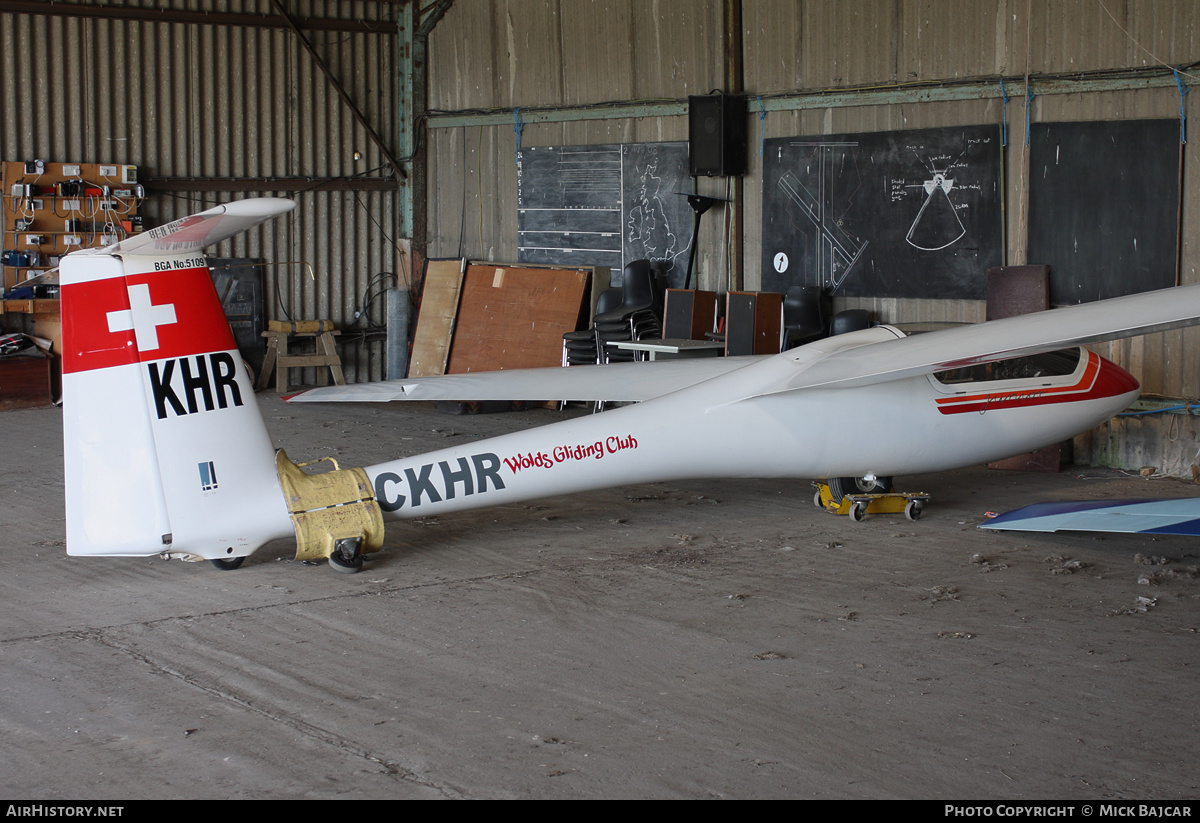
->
(58, 198), (1200, 572)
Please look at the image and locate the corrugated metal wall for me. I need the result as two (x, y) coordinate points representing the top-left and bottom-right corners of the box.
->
(0, 0), (402, 383)
(425, 0), (1200, 475)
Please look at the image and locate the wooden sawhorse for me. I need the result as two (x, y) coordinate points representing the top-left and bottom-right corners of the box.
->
(257, 320), (346, 393)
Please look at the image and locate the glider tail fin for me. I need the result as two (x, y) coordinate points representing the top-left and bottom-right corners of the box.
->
(60, 201), (295, 562)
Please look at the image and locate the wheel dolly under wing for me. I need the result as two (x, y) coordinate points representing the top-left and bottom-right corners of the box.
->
(812, 482), (930, 522)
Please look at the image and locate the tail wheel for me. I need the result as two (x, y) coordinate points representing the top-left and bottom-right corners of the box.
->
(328, 536), (364, 574)
(328, 552), (363, 574)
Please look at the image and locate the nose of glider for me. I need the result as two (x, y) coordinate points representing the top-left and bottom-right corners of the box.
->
(1094, 353), (1140, 400)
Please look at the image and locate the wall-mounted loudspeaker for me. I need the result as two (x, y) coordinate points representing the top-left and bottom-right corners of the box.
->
(688, 94), (747, 177)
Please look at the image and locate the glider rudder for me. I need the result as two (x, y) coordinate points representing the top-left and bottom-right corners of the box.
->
(60, 201), (296, 563)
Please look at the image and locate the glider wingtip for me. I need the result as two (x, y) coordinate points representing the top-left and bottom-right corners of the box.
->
(221, 197), (297, 218)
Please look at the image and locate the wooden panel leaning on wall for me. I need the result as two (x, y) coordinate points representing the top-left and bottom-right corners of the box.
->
(446, 265), (591, 374)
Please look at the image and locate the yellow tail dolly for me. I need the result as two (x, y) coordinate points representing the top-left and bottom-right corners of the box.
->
(276, 449), (385, 572)
(813, 483), (930, 523)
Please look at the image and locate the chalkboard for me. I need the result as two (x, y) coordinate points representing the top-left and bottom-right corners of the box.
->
(517, 142), (694, 286)
(761, 125), (1002, 299)
(1027, 119), (1179, 305)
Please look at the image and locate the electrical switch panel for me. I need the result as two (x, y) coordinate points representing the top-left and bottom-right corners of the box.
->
(2, 161), (143, 294)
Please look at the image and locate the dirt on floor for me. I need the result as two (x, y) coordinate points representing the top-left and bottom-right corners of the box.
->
(1, 395), (1198, 799)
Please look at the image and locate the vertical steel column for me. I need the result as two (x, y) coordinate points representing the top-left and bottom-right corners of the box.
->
(403, 0), (452, 256)
(724, 0), (745, 292)
(392, 0), (452, 379)
(398, 1), (419, 243)
(391, 1), (416, 380)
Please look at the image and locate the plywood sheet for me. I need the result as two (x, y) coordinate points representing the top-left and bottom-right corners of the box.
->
(408, 259), (464, 378)
(446, 265), (589, 374)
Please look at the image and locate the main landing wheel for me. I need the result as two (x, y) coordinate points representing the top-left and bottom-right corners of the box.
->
(829, 475), (893, 502)
(210, 556), (245, 571)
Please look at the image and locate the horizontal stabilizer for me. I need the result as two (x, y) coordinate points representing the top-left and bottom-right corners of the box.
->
(289, 356), (761, 403)
(981, 498), (1200, 535)
(93, 198), (295, 258)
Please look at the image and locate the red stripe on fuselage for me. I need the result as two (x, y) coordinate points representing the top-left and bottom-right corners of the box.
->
(62, 266), (234, 375)
(934, 352), (1138, 415)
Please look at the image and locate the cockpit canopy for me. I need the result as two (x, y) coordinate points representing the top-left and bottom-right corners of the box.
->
(934, 347), (1083, 386)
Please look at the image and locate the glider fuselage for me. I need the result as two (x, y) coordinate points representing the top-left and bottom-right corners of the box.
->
(363, 337), (1138, 520)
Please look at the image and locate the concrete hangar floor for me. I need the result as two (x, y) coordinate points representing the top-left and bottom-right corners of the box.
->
(1, 395), (1197, 799)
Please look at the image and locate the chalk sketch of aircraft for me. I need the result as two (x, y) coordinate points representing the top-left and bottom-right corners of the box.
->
(58, 199), (1200, 572)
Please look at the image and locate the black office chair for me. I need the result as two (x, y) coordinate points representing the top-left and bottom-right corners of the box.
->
(830, 309), (871, 336)
(782, 285), (828, 349)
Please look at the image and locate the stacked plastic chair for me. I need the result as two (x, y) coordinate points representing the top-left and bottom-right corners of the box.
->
(593, 260), (663, 363)
(562, 287), (624, 366)
(561, 260), (664, 367)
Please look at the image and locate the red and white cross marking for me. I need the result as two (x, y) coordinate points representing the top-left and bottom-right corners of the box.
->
(63, 265), (236, 374)
(105, 283), (179, 352)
